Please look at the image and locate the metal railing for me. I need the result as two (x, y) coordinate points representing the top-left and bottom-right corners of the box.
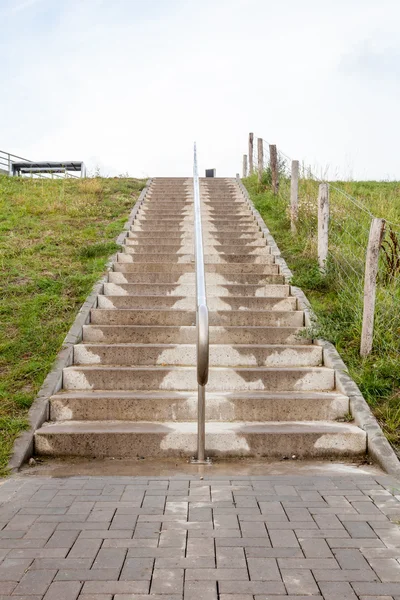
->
(193, 142), (209, 463)
(0, 150), (82, 179)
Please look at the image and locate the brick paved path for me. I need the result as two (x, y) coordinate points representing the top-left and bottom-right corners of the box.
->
(0, 474), (400, 599)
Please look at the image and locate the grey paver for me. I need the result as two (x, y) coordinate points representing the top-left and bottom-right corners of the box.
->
(43, 580), (82, 599)
(282, 568), (320, 595)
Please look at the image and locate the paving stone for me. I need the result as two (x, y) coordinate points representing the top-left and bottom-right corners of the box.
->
(282, 568), (320, 595)
(45, 531), (79, 549)
(13, 569), (57, 595)
(150, 568), (184, 595)
(67, 538), (102, 559)
(245, 547), (302, 558)
(79, 594), (113, 599)
(313, 569), (379, 581)
(353, 583), (400, 595)
(186, 568), (249, 581)
(300, 538), (333, 557)
(219, 581), (286, 594)
(42, 580), (82, 599)
(318, 581), (358, 599)
(334, 548), (372, 570)
(119, 557), (154, 580)
(184, 580), (217, 600)
(269, 529), (299, 548)
(31, 558), (92, 570)
(55, 567), (121, 580)
(278, 558), (339, 570)
(92, 548), (126, 570)
(247, 558), (280, 581)
(368, 559), (400, 582)
(82, 580), (149, 594)
(156, 556), (215, 568)
(344, 521), (377, 538)
(8, 549), (68, 559)
(0, 582), (17, 594)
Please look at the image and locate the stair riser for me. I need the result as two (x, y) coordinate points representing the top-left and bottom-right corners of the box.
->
(73, 344), (322, 367)
(103, 283), (290, 297)
(131, 225), (260, 232)
(122, 245), (270, 254)
(118, 253), (275, 265)
(89, 309), (303, 327)
(97, 295), (296, 310)
(35, 429), (365, 459)
(128, 231), (264, 240)
(50, 394), (347, 422)
(108, 273), (285, 285)
(63, 367), (334, 392)
(125, 236), (266, 245)
(113, 263), (280, 275)
(82, 326), (307, 344)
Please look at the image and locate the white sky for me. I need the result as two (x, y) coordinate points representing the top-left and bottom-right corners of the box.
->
(1, 0), (399, 179)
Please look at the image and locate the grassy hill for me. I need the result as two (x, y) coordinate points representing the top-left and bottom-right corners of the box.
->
(244, 174), (400, 454)
(0, 175), (145, 474)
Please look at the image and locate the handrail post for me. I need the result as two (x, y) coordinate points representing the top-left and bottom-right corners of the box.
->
(191, 143), (210, 465)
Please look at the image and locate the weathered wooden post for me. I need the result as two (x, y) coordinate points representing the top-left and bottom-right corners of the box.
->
(360, 218), (386, 357)
(290, 160), (299, 233)
(269, 144), (278, 195)
(318, 183), (329, 272)
(248, 133), (254, 174)
(242, 155), (247, 178)
(257, 138), (263, 183)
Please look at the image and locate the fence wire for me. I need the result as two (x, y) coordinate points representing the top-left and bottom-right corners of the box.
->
(246, 135), (400, 355)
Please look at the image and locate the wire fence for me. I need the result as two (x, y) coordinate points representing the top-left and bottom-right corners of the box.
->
(244, 134), (400, 357)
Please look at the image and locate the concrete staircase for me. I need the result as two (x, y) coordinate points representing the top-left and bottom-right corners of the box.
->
(35, 177), (367, 459)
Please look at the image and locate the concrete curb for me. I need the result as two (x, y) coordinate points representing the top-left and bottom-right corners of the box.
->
(7, 178), (153, 473)
(236, 176), (400, 479)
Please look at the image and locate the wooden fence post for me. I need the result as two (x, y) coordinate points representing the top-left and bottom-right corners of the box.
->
(257, 138), (263, 183)
(290, 160), (299, 233)
(248, 133), (254, 174)
(318, 183), (329, 272)
(242, 155), (247, 178)
(269, 144), (278, 195)
(360, 218), (386, 357)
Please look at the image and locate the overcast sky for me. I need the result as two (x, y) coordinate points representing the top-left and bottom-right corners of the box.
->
(1, 0), (398, 179)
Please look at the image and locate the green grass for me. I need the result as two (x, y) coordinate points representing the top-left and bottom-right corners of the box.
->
(0, 175), (146, 475)
(244, 173), (400, 452)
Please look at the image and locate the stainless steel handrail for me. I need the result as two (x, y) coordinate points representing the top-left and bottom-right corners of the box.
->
(193, 142), (209, 463)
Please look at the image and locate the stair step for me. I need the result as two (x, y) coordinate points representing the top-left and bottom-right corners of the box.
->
(108, 272), (285, 285)
(97, 295), (296, 310)
(82, 325), (307, 344)
(125, 237), (267, 246)
(114, 263), (280, 275)
(103, 283), (291, 297)
(123, 244), (270, 254)
(62, 365), (334, 392)
(73, 343), (322, 367)
(89, 309), (303, 327)
(128, 231), (264, 239)
(118, 252), (275, 264)
(34, 420), (366, 459)
(49, 390), (348, 422)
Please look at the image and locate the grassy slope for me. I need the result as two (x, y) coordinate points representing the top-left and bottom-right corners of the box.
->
(244, 174), (400, 452)
(0, 175), (145, 474)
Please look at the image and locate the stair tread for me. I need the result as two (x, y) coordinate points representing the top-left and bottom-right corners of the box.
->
(51, 389), (347, 400)
(65, 365), (331, 372)
(36, 420), (364, 435)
